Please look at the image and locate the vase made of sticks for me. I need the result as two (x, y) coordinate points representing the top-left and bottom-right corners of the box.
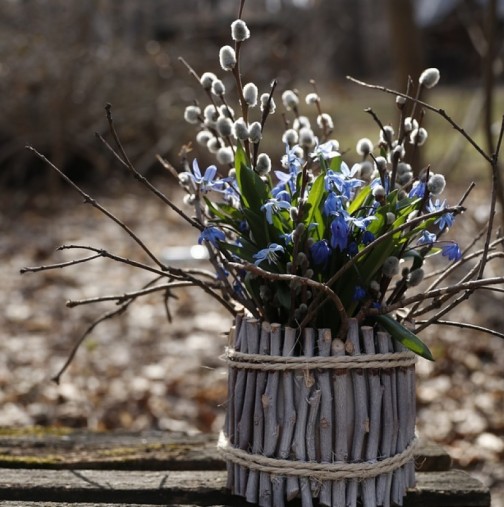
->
(218, 314), (417, 507)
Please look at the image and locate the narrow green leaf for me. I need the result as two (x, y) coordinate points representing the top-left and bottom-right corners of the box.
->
(376, 314), (434, 360)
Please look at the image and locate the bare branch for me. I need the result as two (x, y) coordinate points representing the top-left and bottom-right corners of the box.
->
(20, 254), (103, 274)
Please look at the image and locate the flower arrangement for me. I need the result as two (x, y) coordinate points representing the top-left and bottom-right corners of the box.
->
(25, 2), (504, 376)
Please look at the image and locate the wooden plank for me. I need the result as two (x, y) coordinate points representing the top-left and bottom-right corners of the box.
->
(0, 430), (224, 471)
(0, 468), (490, 507)
(0, 429), (450, 472)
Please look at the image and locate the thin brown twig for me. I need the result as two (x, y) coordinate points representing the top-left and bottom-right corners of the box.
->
(25, 145), (167, 270)
(20, 254), (103, 274)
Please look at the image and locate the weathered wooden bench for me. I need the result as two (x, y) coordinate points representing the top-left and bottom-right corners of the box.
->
(0, 428), (490, 506)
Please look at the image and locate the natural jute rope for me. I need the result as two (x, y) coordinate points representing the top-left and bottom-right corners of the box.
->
(217, 432), (417, 480)
(223, 348), (417, 371)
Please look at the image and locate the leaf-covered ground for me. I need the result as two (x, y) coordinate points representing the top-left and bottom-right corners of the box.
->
(1, 178), (503, 503)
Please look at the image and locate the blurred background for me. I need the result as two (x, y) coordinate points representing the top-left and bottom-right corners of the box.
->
(1, 0), (504, 503)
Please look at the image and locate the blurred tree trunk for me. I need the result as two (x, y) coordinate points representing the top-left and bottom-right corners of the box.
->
(386, 0), (424, 89)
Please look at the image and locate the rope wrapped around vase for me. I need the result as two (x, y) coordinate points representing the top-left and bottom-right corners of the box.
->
(221, 315), (418, 507)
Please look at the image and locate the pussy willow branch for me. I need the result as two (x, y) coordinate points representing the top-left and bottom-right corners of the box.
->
(346, 75), (493, 164)
(65, 281), (198, 308)
(25, 146), (167, 271)
(229, 261), (349, 337)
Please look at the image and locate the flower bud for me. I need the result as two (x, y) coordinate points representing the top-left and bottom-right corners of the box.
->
(373, 185), (386, 200)
(219, 45), (236, 71)
(196, 130), (213, 146)
(260, 93), (276, 114)
(216, 116), (233, 137)
(207, 137), (223, 153)
(216, 146), (234, 165)
(184, 105), (201, 124)
(403, 117), (418, 133)
(203, 104), (219, 124)
(410, 127), (428, 146)
(359, 161), (374, 181)
(419, 68), (440, 89)
(356, 137), (374, 156)
(427, 173), (446, 196)
(396, 95), (406, 109)
(255, 153), (271, 175)
(293, 116), (310, 130)
(408, 268), (424, 287)
(243, 82), (258, 107)
(282, 128), (299, 146)
(248, 121), (262, 143)
(233, 118), (249, 140)
(317, 113), (334, 130)
(299, 127), (316, 149)
(231, 19), (250, 41)
(200, 72), (217, 90)
(211, 79), (226, 96)
(305, 92), (320, 104)
(281, 90), (299, 110)
(379, 125), (394, 145)
(219, 104), (234, 119)
(382, 256), (400, 277)
(386, 212), (396, 224)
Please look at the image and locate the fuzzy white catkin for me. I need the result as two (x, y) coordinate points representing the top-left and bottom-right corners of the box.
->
(200, 72), (217, 90)
(282, 128), (299, 145)
(233, 118), (249, 140)
(299, 127), (315, 148)
(248, 122), (262, 144)
(196, 130), (213, 146)
(260, 93), (276, 114)
(408, 268), (424, 287)
(219, 45), (236, 70)
(219, 104), (234, 119)
(216, 116), (233, 137)
(211, 79), (226, 96)
(203, 104), (219, 124)
(243, 82), (258, 107)
(293, 116), (311, 130)
(317, 113), (334, 130)
(305, 92), (319, 104)
(184, 105), (201, 124)
(410, 127), (428, 146)
(383, 256), (400, 277)
(231, 19), (250, 41)
(281, 90), (299, 110)
(379, 125), (394, 145)
(419, 68), (440, 89)
(255, 153), (271, 175)
(207, 137), (223, 153)
(216, 146), (234, 165)
(427, 173), (446, 195)
(356, 137), (373, 156)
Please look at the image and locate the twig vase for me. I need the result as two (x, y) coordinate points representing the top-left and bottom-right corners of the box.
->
(219, 315), (417, 507)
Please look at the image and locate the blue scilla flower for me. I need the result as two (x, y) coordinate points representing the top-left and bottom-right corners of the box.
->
(330, 214), (349, 251)
(417, 230), (437, 246)
(362, 230), (375, 245)
(188, 159), (221, 193)
(441, 242), (462, 261)
(347, 241), (359, 256)
(261, 198), (291, 224)
(310, 140), (340, 160)
(253, 243), (285, 266)
(348, 215), (376, 231)
(324, 167), (363, 201)
(274, 190), (292, 203)
(409, 181), (426, 198)
(427, 198), (455, 230)
(198, 226), (225, 247)
(323, 191), (345, 216)
(310, 239), (331, 267)
(353, 286), (367, 301)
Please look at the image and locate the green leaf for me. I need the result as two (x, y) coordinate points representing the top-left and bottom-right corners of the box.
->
(376, 314), (434, 361)
(305, 174), (326, 239)
(235, 143), (268, 210)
